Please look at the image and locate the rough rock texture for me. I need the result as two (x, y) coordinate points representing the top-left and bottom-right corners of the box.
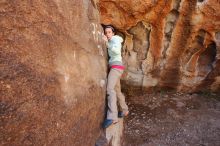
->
(105, 119), (124, 146)
(1, 0), (107, 145)
(99, 0), (220, 93)
(96, 119), (124, 146)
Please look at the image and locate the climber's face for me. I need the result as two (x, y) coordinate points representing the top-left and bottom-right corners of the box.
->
(104, 28), (114, 40)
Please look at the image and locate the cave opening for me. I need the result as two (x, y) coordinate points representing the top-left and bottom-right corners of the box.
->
(197, 41), (217, 77)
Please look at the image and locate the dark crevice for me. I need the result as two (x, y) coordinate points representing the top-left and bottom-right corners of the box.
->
(197, 41), (217, 77)
(197, 0), (205, 3)
(195, 41), (218, 91)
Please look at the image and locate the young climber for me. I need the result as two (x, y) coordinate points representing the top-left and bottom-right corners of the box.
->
(102, 25), (129, 129)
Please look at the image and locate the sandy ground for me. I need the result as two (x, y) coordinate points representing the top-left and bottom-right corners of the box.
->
(123, 92), (220, 146)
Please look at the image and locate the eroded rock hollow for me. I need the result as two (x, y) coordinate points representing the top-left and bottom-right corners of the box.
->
(99, 0), (220, 93)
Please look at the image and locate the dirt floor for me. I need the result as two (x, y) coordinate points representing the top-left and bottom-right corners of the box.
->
(122, 92), (220, 146)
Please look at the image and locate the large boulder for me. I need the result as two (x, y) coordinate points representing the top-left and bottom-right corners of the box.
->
(1, 0), (107, 145)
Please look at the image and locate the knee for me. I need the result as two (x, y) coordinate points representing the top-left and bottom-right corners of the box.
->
(117, 92), (124, 97)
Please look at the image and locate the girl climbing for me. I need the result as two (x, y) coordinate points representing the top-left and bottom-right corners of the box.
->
(102, 25), (129, 129)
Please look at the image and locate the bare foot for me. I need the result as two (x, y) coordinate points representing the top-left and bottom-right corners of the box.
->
(113, 120), (118, 124)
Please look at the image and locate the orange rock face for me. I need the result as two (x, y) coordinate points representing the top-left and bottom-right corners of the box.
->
(99, 0), (220, 92)
(1, 0), (106, 145)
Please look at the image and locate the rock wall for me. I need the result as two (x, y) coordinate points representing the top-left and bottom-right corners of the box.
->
(99, 0), (220, 93)
(1, 0), (107, 145)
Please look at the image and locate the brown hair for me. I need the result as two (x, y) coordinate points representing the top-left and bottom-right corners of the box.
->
(104, 25), (115, 33)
